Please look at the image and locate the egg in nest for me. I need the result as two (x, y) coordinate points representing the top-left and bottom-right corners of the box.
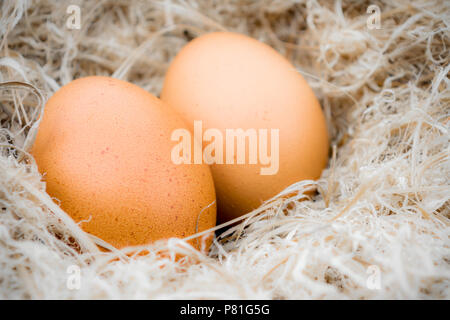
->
(32, 76), (216, 251)
(161, 32), (329, 223)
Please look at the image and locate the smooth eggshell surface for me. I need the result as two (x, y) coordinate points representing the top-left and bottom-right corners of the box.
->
(161, 32), (329, 223)
(32, 76), (216, 250)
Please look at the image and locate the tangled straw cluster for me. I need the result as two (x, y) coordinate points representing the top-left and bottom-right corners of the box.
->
(0, 0), (449, 299)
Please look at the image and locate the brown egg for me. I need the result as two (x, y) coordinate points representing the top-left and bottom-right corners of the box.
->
(161, 32), (329, 223)
(32, 76), (216, 251)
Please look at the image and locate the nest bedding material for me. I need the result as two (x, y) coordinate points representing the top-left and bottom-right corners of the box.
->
(0, 0), (449, 299)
